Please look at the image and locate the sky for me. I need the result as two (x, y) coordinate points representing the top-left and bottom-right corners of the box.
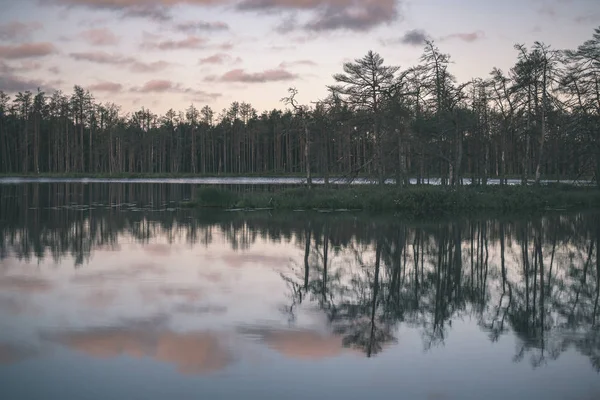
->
(0, 0), (599, 116)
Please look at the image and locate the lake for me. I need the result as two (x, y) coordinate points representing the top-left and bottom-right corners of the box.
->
(1, 182), (599, 400)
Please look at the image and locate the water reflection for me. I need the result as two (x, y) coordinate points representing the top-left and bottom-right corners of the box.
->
(1, 183), (599, 399)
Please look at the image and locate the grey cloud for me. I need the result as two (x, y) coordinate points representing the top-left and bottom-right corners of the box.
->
(0, 75), (44, 92)
(142, 35), (207, 50)
(239, 0), (399, 32)
(218, 68), (298, 83)
(70, 51), (133, 64)
(0, 21), (43, 41)
(69, 51), (172, 73)
(279, 60), (317, 68)
(48, 0), (400, 32)
(176, 20), (229, 33)
(131, 80), (222, 100)
(400, 29), (429, 46)
(121, 5), (173, 21)
(87, 81), (123, 92)
(440, 31), (485, 43)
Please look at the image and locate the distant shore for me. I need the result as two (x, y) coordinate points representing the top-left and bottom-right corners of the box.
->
(0, 173), (593, 186)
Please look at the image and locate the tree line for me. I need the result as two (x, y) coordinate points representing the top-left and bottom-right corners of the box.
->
(0, 27), (599, 187)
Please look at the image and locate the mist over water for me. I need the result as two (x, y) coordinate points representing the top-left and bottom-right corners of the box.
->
(1, 182), (599, 400)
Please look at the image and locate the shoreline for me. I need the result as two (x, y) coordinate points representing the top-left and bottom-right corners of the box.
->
(186, 185), (600, 214)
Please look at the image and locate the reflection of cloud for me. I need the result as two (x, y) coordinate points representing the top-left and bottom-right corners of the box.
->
(173, 303), (227, 315)
(0, 275), (52, 292)
(48, 324), (233, 374)
(83, 289), (117, 308)
(140, 285), (203, 302)
(0, 294), (36, 315)
(144, 243), (171, 256)
(240, 327), (348, 360)
(70, 262), (165, 284)
(0, 343), (36, 365)
(220, 253), (291, 268)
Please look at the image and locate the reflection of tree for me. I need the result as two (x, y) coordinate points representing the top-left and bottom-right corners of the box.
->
(279, 213), (600, 370)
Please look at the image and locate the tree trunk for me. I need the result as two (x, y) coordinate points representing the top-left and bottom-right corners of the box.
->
(304, 119), (312, 189)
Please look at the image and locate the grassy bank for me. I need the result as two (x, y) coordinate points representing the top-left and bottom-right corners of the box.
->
(186, 185), (600, 215)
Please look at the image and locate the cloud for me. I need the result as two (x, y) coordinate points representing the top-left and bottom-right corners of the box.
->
(199, 53), (241, 65)
(142, 35), (207, 50)
(48, 66), (61, 74)
(69, 51), (172, 72)
(440, 30), (485, 43)
(19, 60), (44, 71)
(279, 60), (317, 68)
(175, 20), (229, 33)
(574, 13), (600, 23)
(121, 5), (172, 21)
(238, 0), (399, 32)
(0, 42), (56, 59)
(70, 51), (133, 64)
(135, 79), (176, 92)
(81, 28), (119, 46)
(0, 21), (43, 41)
(538, 4), (556, 17)
(217, 68), (298, 83)
(274, 14), (298, 34)
(130, 79), (221, 100)
(130, 60), (172, 72)
(399, 29), (430, 46)
(49, 0), (401, 31)
(87, 81), (123, 92)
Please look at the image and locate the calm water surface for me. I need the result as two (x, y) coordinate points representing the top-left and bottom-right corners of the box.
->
(1, 183), (599, 400)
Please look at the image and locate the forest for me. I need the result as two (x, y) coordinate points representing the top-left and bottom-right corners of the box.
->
(0, 27), (599, 187)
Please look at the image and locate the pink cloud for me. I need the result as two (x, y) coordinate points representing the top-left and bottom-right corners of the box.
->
(0, 21), (43, 41)
(136, 79), (176, 92)
(199, 53), (241, 65)
(0, 42), (56, 59)
(219, 68), (298, 83)
(130, 60), (171, 72)
(88, 81), (123, 92)
(142, 35), (207, 50)
(81, 28), (120, 46)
